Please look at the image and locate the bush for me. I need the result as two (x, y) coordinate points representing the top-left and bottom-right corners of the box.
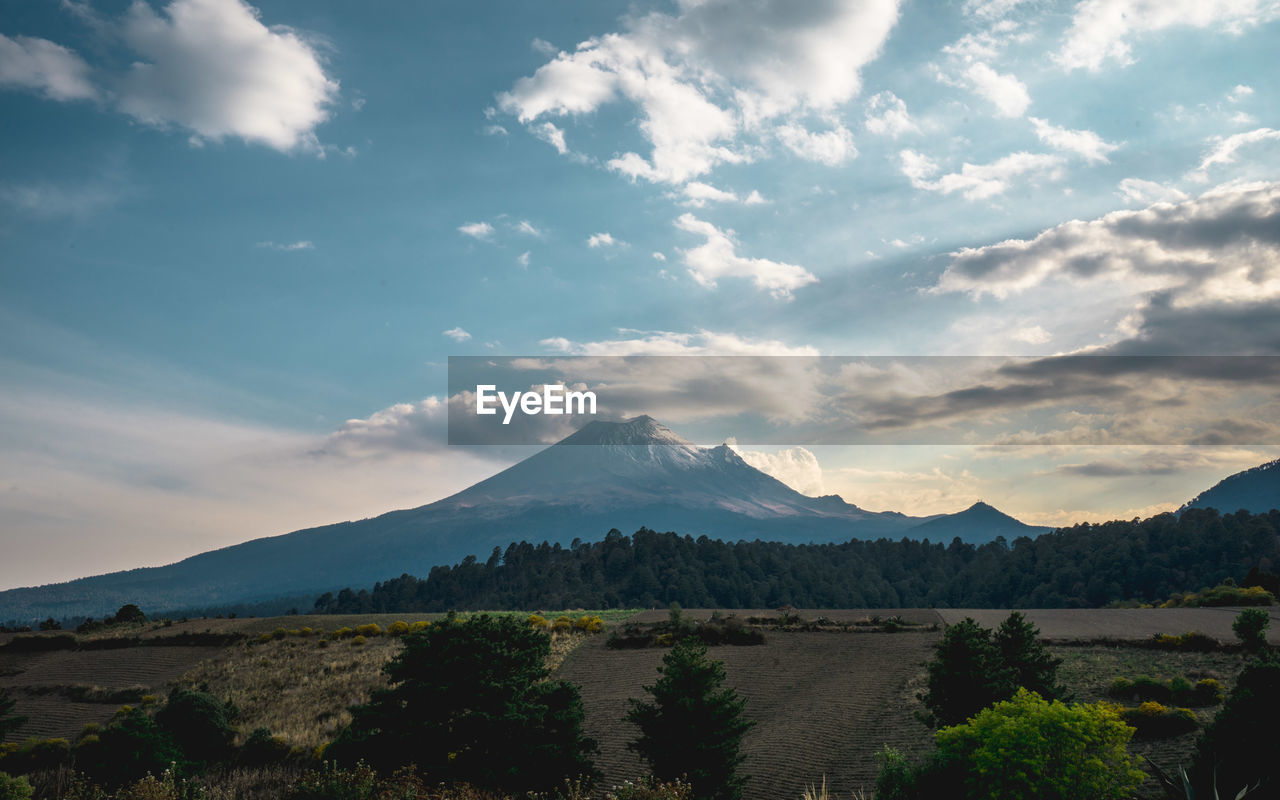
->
(0, 772), (33, 800)
(1120, 702), (1198, 739)
(113, 604), (147, 625)
(626, 638), (755, 800)
(1233, 608), (1270, 652)
(154, 687), (236, 765)
(328, 613), (596, 794)
(1193, 655), (1280, 795)
(1151, 631), (1221, 651)
(386, 621), (410, 636)
(528, 614), (550, 630)
(0, 689), (25, 740)
(1107, 675), (1172, 703)
(1, 738), (69, 774)
(934, 690), (1145, 800)
(75, 707), (185, 787)
(353, 623), (382, 638)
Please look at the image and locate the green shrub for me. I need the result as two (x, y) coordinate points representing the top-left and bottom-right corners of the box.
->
(1120, 702), (1198, 739)
(1233, 608), (1270, 652)
(154, 687), (236, 765)
(353, 623), (382, 638)
(1151, 631), (1221, 651)
(935, 690), (1145, 800)
(0, 689), (25, 741)
(0, 772), (33, 800)
(350, 635), (367, 647)
(386, 621), (410, 636)
(1193, 655), (1280, 794)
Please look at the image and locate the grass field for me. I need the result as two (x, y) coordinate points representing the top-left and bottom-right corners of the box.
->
(1, 606), (1267, 800)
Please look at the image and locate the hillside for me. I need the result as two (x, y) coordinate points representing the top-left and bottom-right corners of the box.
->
(1183, 458), (1280, 515)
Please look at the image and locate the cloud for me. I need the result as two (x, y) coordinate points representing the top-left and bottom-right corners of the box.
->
(963, 0), (1036, 19)
(652, 251), (666, 261)
(728, 442), (826, 496)
(934, 181), (1280, 300)
(319, 397), (450, 457)
(1057, 0), (1280, 72)
(517, 251), (530, 268)
(112, 0), (339, 153)
(963, 62), (1030, 117)
(0, 34), (97, 101)
(1116, 178), (1187, 204)
(587, 232), (620, 248)
(532, 121), (568, 154)
(255, 239), (313, 251)
(1188, 127), (1280, 182)
(1030, 117), (1120, 163)
(674, 213), (817, 299)
(679, 181), (740, 207)
(497, 0), (900, 184)
(864, 91), (918, 137)
(744, 190), (768, 205)
(0, 179), (122, 218)
(1228, 84), (1254, 102)
(458, 221), (495, 240)
(482, 124), (508, 136)
(514, 220), (543, 237)
(538, 329), (818, 357)
(442, 327), (472, 342)
(776, 123), (857, 166)
(1011, 325), (1051, 344)
(900, 149), (1062, 201)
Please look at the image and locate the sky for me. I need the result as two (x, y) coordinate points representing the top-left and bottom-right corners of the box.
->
(2, 0), (1280, 590)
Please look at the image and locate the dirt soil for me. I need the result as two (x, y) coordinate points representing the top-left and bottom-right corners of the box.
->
(555, 630), (940, 800)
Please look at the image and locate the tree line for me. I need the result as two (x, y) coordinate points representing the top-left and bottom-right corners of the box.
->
(313, 507), (1280, 612)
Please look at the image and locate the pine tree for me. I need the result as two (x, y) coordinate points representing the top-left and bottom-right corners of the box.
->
(626, 638), (755, 800)
(329, 613), (597, 793)
(993, 611), (1066, 701)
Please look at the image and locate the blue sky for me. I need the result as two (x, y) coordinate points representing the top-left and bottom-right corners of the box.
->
(3, 0), (1280, 589)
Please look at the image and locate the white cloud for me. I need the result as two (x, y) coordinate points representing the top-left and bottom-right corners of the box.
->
(674, 213), (817, 299)
(587, 232), (620, 248)
(776, 123), (857, 166)
(539, 329), (818, 356)
(1116, 177), (1188, 204)
(458, 221), (495, 240)
(933, 181), (1280, 302)
(728, 442), (826, 496)
(1057, 0), (1280, 72)
(864, 91), (918, 137)
(442, 327), (472, 342)
(532, 121), (568, 154)
(514, 219), (543, 237)
(1030, 117), (1120, 163)
(530, 38), (557, 57)
(1188, 127), (1280, 182)
(963, 0), (1036, 19)
(517, 251), (530, 268)
(652, 251), (667, 261)
(900, 149), (1062, 201)
(497, 0), (900, 184)
(679, 181), (742, 207)
(482, 124), (508, 136)
(255, 239), (313, 251)
(0, 34), (97, 101)
(113, 0), (339, 153)
(963, 62), (1030, 117)
(1011, 325), (1052, 344)
(744, 189), (768, 205)
(1228, 84), (1255, 102)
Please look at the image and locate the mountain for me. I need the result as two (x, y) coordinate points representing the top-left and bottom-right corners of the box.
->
(1182, 459), (1280, 515)
(904, 501), (1051, 545)
(0, 416), (1037, 622)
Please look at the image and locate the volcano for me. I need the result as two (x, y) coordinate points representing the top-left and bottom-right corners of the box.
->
(0, 416), (1039, 621)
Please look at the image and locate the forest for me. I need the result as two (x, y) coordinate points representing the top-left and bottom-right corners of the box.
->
(313, 507), (1280, 613)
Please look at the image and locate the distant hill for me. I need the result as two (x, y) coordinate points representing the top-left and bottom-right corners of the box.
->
(1183, 459), (1280, 515)
(904, 501), (1051, 544)
(0, 416), (1042, 622)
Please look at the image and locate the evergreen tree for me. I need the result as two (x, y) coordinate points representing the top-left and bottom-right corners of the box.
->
(1193, 654), (1280, 795)
(919, 618), (1007, 727)
(329, 613), (596, 794)
(626, 638), (755, 800)
(993, 612), (1066, 701)
(0, 687), (26, 740)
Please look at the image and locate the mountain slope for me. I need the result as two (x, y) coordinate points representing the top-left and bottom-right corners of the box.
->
(1182, 459), (1280, 515)
(904, 501), (1051, 545)
(0, 416), (1032, 622)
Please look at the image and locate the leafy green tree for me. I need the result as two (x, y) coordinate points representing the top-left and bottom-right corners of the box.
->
(626, 638), (755, 800)
(0, 688), (26, 740)
(75, 707), (186, 787)
(112, 604), (146, 625)
(932, 689), (1146, 800)
(329, 613), (596, 794)
(1232, 608), (1271, 652)
(1194, 654), (1280, 795)
(0, 772), (34, 800)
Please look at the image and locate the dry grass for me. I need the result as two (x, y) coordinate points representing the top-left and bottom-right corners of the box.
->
(173, 636), (400, 751)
